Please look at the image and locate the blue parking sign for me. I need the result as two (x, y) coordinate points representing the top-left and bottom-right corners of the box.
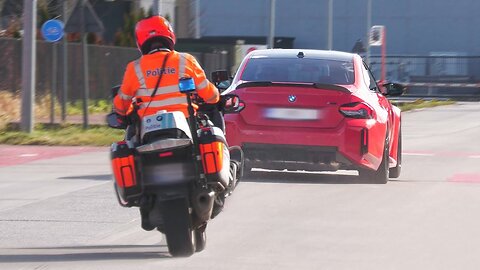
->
(41, 19), (65, 42)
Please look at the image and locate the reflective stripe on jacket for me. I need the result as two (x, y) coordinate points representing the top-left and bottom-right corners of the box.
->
(113, 51), (219, 118)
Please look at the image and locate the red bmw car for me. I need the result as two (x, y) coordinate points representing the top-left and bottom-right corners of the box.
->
(222, 49), (403, 183)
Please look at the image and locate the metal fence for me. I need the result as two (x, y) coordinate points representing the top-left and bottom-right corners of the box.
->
(0, 38), (229, 101)
(369, 55), (480, 98)
(2, 38), (479, 101)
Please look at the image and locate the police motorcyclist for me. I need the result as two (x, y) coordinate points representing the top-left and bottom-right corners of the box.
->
(113, 15), (226, 231)
(113, 15), (223, 133)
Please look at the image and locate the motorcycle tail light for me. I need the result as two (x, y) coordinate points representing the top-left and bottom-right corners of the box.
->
(339, 102), (375, 119)
(159, 151), (174, 158)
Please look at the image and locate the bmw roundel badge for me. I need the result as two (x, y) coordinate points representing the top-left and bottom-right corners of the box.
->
(288, 95), (297, 103)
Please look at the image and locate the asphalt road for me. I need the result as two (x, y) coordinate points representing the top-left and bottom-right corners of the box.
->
(0, 102), (479, 270)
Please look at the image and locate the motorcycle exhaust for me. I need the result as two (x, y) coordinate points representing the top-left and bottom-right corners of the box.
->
(192, 190), (215, 222)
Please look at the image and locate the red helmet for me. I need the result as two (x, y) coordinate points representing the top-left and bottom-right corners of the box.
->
(135, 16), (176, 52)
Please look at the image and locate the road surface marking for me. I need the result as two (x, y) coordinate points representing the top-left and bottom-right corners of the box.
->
(0, 145), (105, 167)
(19, 153), (39, 157)
(404, 152), (480, 159)
(448, 173), (480, 183)
(403, 152), (435, 157)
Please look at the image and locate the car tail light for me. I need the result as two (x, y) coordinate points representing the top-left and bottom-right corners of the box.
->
(339, 102), (375, 119)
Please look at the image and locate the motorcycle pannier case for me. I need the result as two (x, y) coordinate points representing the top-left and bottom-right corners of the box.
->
(111, 141), (142, 205)
(198, 127), (230, 188)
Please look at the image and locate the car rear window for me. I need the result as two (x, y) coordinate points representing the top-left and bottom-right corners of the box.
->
(240, 57), (355, 85)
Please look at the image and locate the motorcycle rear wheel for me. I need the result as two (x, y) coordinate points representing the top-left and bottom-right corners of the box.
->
(163, 198), (195, 257)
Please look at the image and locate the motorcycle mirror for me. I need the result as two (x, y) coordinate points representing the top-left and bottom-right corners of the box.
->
(211, 70), (232, 93)
(179, 77), (196, 93)
(211, 70), (229, 84)
(111, 85), (121, 99)
(106, 112), (127, 129)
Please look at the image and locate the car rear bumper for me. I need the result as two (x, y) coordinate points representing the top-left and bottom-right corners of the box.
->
(242, 143), (353, 171)
(225, 115), (383, 171)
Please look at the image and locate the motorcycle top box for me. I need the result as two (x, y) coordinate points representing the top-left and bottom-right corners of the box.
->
(137, 111), (198, 188)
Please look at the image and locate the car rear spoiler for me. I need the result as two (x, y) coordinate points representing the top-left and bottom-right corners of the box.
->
(236, 81), (350, 93)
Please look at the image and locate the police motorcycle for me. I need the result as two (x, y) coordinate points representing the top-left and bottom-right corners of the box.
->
(106, 76), (245, 257)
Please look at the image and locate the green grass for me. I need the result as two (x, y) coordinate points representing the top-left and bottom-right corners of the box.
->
(395, 99), (455, 112)
(0, 98), (456, 146)
(0, 123), (124, 146)
(67, 99), (112, 115)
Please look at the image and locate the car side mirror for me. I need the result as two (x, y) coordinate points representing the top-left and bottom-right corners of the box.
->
(106, 112), (127, 129)
(222, 94), (245, 114)
(211, 70), (232, 92)
(382, 82), (405, 96)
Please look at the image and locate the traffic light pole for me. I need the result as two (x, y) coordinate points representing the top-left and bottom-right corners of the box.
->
(381, 28), (386, 85)
(21, 0), (37, 133)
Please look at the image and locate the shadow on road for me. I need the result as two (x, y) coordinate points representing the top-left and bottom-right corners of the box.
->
(0, 245), (171, 263)
(241, 170), (376, 184)
(58, 174), (112, 181)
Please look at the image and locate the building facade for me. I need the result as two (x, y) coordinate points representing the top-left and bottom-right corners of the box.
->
(197, 0), (480, 56)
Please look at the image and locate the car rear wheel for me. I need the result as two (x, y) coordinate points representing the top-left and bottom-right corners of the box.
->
(359, 139), (389, 184)
(389, 129), (402, 178)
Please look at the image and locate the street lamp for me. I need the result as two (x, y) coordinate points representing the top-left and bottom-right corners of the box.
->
(21, 0), (37, 132)
(195, 0), (200, 38)
(268, 0), (275, 49)
(327, 0), (333, 50)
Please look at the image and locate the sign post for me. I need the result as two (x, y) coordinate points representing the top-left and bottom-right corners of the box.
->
(62, 0), (69, 122)
(65, 0), (104, 129)
(41, 19), (65, 124)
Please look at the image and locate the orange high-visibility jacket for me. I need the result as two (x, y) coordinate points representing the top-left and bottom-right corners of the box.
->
(113, 50), (219, 118)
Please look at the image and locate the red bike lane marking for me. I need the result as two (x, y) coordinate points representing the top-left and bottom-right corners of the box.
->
(448, 174), (480, 183)
(0, 145), (106, 167)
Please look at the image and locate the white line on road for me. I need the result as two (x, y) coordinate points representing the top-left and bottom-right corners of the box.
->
(403, 153), (435, 157)
(404, 153), (480, 159)
(19, 154), (38, 157)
